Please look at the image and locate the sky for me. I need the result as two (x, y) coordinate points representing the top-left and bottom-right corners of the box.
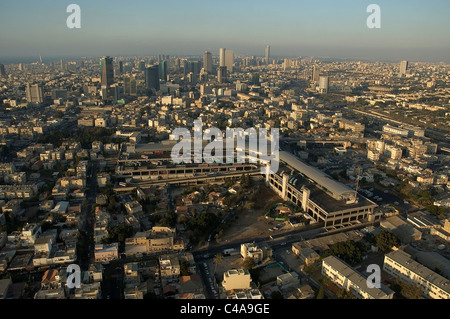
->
(0, 0), (449, 63)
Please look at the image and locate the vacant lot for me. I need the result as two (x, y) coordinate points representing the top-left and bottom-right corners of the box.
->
(218, 183), (287, 243)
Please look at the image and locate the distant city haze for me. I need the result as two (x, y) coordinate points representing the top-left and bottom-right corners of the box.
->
(0, 0), (449, 63)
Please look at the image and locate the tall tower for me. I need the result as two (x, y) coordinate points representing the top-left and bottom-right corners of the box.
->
(100, 56), (114, 88)
(399, 60), (409, 76)
(319, 76), (329, 94)
(159, 60), (167, 81)
(0, 64), (5, 77)
(145, 65), (160, 93)
(265, 45), (270, 65)
(225, 49), (234, 73)
(203, 51), (213, 74)
(312, 66), (320, 82)
(219, 48), (226, 67)
(217, 66), (227, 83)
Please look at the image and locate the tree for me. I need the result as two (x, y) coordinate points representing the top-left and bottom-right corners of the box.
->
(316, 285), (325, 299)
(213, 253), (223, 265)
(400, 281), (422, 299)
(242, 257), (256, 270)
(322, 240), (367, 266)
(337, 287), (355, 299)
(375, 230), (400, 252)
(270, 291), (283, 299)
(180, 259), (191, 276)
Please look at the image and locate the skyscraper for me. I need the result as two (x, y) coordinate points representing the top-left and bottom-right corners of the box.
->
(159, 60), (167, 81)
(219, 48), (226, 67)
(318, 76), (329, 94)
(118, 61), (123, 74)
(203, 51), (213, 74)
(0, 64), (5, 77)
(124, 76), (138, 96)
(265, 45), (270, 65)
(25, 84), (44, 103)
(225, 49), (234, 73)
(145, 65), (160, 93)
(399, 60), (409, 76)
(100, 56), (114, 88)
(218, 66), (227, 84)
(312, 66), (320, 82)
(139, 61), (146, 72)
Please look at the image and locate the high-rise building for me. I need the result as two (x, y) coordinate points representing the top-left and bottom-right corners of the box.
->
(225, 50), (234, 73)
(0, 64), (5, 76)
(118, 61), (123, 74)
(100, 56), (114, 88)
(139, 61), (146, 72)
(265, 45), (270, 65)
(219, 48), (226, 67)
(145, 65), (160, 93)
(159, 60), (167, 81)
(312, 66), (320, 82)
(399, 60), (409, 76)
(203, 51), (213, 74)
(218, 66), (227, 83)
(25, 84), (44, 103)
(318, 76), (329, 94)
(124, 76), (138, 96)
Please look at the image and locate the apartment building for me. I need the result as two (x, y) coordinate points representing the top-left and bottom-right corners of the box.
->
(222, 269), (252, 291)
(322, 255), (394, 299)
(383, 249), (450, 299)
(240, 242), (273, 264)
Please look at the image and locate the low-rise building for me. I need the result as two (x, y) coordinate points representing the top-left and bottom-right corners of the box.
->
(222, 268), (252, 291)
(94, 243), (119, 263)
(383, 249), (450, 299)
(322, 255), (394, 299)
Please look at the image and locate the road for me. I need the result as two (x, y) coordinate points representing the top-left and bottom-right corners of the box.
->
(78, 159), (97, 271)
(192, 224), (327, 298)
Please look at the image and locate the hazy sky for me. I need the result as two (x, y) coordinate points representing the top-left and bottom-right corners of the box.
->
(0, 0), (449, 62)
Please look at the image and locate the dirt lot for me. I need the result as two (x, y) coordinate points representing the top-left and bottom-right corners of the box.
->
(218, 183), (292, 243)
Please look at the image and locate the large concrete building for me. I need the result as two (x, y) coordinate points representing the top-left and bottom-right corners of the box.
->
(265, 151), (379, 229)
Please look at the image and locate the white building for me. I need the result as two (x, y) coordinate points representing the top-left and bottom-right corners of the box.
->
(383, 249), (450, 299)
(322, 255), (394, 299)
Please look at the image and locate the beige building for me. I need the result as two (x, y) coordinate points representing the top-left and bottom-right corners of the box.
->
(222, 269), (252, 291)
(124, 226), (184, 256)
(383, 249), (450, 299)
(322, 255), (394, 299)
(94, 243), (119, 263)
(240, 242), (272, 263)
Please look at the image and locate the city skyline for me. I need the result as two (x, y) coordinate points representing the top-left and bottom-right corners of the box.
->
(0, 0), (449, 63)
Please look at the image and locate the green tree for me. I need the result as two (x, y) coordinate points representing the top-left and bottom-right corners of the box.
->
(242, 257), (256, 270)
(213, 253), (223, 265)
(336, 288), (355, 299)
(316, 285), (325, 299)
(322, 240), (367, 266)
(180, 259), (191, 276)
(375, 230), (400, 252)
